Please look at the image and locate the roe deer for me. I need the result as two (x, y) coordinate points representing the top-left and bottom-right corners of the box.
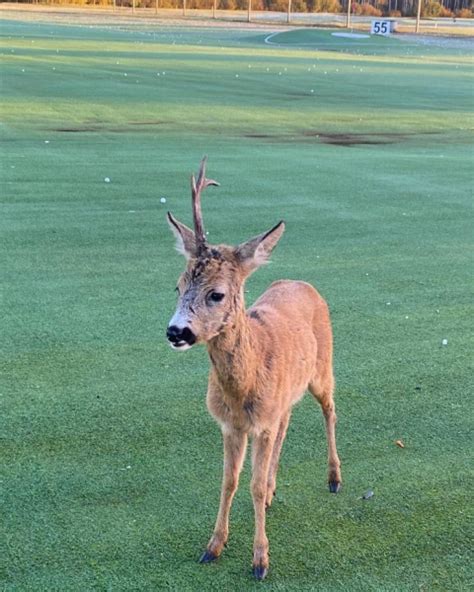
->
(166, 158), (342, 580)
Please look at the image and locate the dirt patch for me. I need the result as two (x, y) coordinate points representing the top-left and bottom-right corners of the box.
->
(244, 133), (275, 139)
(305, 131), (409, 146)
(55, 127), (102, 133)
(129, 120), (168, 126)
(242, 129), (444, 146)
(242, 130), (430, 146)
(52, 121), (169, 133)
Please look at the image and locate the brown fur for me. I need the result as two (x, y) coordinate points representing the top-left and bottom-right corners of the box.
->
(167, 162), (341, 579)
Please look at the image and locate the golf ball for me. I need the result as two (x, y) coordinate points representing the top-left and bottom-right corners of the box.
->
(104, 177), (111, 183)
(160, 197), (167, 204)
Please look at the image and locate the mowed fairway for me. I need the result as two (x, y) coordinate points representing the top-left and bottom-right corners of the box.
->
(1, 15), (473, 591)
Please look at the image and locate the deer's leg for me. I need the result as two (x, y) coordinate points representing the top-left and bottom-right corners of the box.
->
(251, 428), (278, 580)
(200, 428), (247, 563)
(309, 378), (342, 493)
(265, 410), (291, 508)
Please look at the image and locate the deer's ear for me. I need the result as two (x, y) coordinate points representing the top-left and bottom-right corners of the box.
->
(167, 212), (197, 260)
(235, 221), (285, 275)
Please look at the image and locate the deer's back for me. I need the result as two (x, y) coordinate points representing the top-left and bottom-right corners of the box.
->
(250, 280), (330, 336)
(247, 280), (332, 401)
(249, 280), (329, 321)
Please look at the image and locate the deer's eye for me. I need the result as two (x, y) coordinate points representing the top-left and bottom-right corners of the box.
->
(208, 291), (225, 304)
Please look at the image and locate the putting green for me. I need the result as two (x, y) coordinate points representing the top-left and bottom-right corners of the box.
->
(265, 28), (383, 49)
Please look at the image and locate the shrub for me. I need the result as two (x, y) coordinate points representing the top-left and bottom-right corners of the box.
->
(421, 0), (454, 17)
(438, 5), (453, 16)
(388, 9), (401, 16)
(456, 8), (473, 18)
(292, 0), (308, 12)
(219, 0), (237, 8)
(269, 0), (289, 10)
(352, 2), (382, 16)
(312, 0), (342, 13)
(422, 0), (442, 16)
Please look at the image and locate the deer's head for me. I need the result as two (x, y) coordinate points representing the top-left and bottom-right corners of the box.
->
(166, 158), (284, 351)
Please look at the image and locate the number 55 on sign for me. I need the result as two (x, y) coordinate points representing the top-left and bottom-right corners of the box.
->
(371, 20), (392, 35)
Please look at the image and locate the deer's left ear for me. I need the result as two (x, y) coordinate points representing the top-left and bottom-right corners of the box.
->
(235, 221), (285, 275)
(167, 212), (197, 260)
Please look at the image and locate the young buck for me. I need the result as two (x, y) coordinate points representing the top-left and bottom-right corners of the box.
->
(166, 158), (342, 580)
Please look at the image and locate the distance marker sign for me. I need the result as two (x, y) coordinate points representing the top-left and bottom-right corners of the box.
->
(371, 20), (393, 35)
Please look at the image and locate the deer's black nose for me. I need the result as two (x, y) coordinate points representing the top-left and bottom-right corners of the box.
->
(166, 325), (196, 346)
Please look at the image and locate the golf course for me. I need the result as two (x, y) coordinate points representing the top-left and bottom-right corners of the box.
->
(1, 10), (473, 591)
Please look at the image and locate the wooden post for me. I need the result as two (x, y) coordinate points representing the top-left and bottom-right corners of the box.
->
(213, 0), (217, 18)
(415, 0), (422, 33)
(287, 0), (292, 23)
(183, 0), (186, 16)
(346, 0), (352, 28)
(247, 0), (252, 22)
(132, 0), (136, 13)
(155, 0), (158, 15)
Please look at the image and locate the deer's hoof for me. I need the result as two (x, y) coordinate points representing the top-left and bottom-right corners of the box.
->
(253, 564), (268, 581)
(329, 480), (341, 494)
(199, 550), (218, 563)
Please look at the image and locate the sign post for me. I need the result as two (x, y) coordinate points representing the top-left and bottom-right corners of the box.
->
(415, 0), (422, 33)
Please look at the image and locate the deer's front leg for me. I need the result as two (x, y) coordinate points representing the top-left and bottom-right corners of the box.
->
(251, 428), (278, 580)
(200, 428), (248, 563)
(266, 410), (291, 508)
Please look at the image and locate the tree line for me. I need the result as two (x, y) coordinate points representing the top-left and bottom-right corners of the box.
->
(11, 0), (474, 16)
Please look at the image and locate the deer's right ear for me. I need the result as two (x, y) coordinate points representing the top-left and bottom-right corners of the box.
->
(167, 212), (197, 260)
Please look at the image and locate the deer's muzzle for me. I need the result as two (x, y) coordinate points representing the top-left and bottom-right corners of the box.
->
(166, 325), (196, 350)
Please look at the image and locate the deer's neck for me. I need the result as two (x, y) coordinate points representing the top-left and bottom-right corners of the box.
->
(207, 306), (257, 398)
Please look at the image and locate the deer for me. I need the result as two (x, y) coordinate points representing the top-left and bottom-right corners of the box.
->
(166, 158), (342, 581)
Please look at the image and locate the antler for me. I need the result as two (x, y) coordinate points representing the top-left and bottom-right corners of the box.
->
(191, 156), (219, 255)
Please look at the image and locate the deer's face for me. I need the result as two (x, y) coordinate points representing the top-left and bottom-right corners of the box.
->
(165, 158), (284, 352)
(167, 247), (242, 350)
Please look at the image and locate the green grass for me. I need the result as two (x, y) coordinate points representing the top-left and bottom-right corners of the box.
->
(1, 17), (473, 591)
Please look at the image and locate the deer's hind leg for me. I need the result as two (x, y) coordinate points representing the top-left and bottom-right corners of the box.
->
(308, 372), (342, 493)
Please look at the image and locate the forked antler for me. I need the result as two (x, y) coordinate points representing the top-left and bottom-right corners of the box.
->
(191, 157), (219, 255)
